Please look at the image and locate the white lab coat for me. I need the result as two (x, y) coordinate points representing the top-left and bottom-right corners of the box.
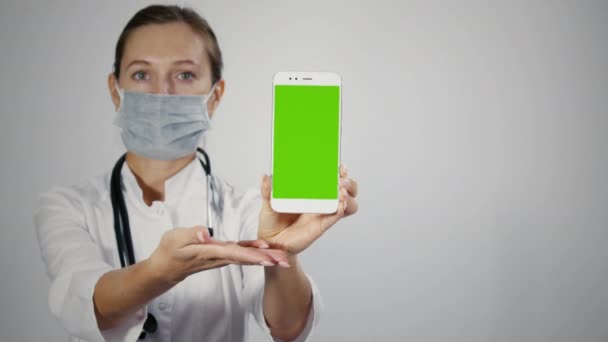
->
(34, 156), (323, 342)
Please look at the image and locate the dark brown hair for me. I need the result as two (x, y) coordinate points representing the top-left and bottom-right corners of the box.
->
(113, 5), (223, 84)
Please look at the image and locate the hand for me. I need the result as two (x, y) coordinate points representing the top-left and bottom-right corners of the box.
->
(148, 226), (290, 285)
(258, 163), (359, 256)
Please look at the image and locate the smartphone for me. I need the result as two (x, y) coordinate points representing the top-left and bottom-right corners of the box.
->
(270, 71), (342, 213)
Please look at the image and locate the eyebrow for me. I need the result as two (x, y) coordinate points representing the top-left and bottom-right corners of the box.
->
(173, 59), (199, 66)
(125, 59), (199, 70)
(125, 60), (150, 70)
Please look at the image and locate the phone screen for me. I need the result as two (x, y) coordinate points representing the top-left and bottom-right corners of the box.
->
(272, 84), (340, 199)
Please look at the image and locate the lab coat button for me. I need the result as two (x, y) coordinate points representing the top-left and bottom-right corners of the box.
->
(153, 205), (165, 215)
(151, 202), (165, 215)
(158, 302), (167, 311)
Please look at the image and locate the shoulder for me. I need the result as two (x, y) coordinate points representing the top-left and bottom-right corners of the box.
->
(34, 169), (112, 222)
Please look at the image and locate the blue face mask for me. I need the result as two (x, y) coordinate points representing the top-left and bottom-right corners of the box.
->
(113, 84), (216, 160)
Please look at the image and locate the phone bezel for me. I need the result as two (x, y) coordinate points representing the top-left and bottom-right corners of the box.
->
(270, 71), (342, 213)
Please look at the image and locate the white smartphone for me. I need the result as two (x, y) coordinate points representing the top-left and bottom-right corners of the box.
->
(270, 71), (342, 213)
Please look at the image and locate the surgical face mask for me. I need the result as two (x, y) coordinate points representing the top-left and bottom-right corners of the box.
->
(113, 84), (216, 160)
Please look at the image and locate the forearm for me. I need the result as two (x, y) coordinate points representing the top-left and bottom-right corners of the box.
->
(263, 255), (313, 341)
(93, 258), (173, 330)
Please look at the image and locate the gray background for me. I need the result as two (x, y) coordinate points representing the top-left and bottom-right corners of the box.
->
(1, 0), (607, 341)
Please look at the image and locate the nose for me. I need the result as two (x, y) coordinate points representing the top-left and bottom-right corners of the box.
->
(149, 80), (176, 95)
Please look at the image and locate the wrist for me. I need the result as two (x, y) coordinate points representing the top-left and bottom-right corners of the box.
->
(143, 253), (179, 288)
(265, 254), (301, 278)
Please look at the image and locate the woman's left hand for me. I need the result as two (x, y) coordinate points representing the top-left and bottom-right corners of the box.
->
(257, 163), (359, 256)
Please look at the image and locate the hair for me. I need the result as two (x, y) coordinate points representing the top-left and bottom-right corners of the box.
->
(113, 5), (223, 84)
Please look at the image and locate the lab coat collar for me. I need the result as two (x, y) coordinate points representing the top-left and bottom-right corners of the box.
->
(120, 155), (205, 210)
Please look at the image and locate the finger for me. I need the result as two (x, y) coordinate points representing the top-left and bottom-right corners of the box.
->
(171, 226), (212, 247)
(320, 196), (347, 234)
(188, 243), (272, 266)
(195, 225), (223, 245)
(339, 163), (348, 178)
(237, 239), (270, 249)
(260, 174), (274, 213)
(338, 187), (349, 203)
(256, 248), (290, 266)
(190, 258), (232, 272)
(339, 177), (358, 198)
(344, 194), (359, 217)
(216, 243), (277, 266)
(195, 226), (209, 243)
(190, 257), (260, 272)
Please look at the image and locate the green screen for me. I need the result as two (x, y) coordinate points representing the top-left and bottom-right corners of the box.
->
(273, 85), (340, 199)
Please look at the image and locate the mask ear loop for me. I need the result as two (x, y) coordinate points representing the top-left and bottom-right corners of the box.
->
(203, 82), (217, 105)
(202, 82), (218, 123)
(200, 82), (217, 154)
(114, 82), (124, 110)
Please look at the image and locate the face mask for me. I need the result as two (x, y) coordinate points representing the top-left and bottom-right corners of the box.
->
(113, 84), (216, 160)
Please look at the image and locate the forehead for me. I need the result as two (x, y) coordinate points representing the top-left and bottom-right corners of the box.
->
(122, 22), (209, 68)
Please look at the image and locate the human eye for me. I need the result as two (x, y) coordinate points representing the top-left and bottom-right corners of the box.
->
(177, 71), (196, 81)
(131, 70), (149, 81)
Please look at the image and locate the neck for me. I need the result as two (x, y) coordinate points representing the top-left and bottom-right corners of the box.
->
(125, 152), (196, 206)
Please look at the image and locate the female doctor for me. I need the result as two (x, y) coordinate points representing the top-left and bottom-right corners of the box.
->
(34, 4), (359, 342)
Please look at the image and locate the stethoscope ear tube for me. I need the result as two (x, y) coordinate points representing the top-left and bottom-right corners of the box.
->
(197, 147), (214, 237)
(110, 153), (131, 268)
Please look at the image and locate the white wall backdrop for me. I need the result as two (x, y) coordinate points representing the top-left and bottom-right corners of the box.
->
(1, 1), (607, 341)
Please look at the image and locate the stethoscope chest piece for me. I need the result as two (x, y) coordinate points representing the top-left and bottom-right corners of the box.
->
(138, 313), (158, 339)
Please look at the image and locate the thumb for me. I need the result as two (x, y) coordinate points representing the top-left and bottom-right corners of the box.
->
(260, 174), (274, 213)
(193, 226), (215, 244)
(171, 226), (212, 248)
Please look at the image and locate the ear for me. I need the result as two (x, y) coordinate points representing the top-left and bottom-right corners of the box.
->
(107, 73), (120, 111)
(207, 79), (225, 119)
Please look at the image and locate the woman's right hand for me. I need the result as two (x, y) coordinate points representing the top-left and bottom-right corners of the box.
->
(147, 226), (289, 285)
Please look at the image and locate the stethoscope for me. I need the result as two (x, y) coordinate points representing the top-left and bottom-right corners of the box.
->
(110, 147), (215, 339)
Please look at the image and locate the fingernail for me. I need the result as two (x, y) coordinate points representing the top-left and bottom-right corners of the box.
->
(259, 244), (269, 249)
(196, 231), (204, 243)
(339, 178), (351, 187)
(259, 261), (275, 267)
(278, 261), (291, 268)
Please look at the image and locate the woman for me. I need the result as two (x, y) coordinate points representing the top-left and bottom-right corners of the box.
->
(34, 4), (359, 342)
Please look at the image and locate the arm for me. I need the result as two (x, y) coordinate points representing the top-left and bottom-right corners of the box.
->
(96, 225), (290, 330)
(237, 188), (322, 342)
(254, 164), (359, 341)
(93, 258), (172, 330)
(34, 188), (148, 341)
(35, 187), (288, 341)
(263, 255), (313, 341)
